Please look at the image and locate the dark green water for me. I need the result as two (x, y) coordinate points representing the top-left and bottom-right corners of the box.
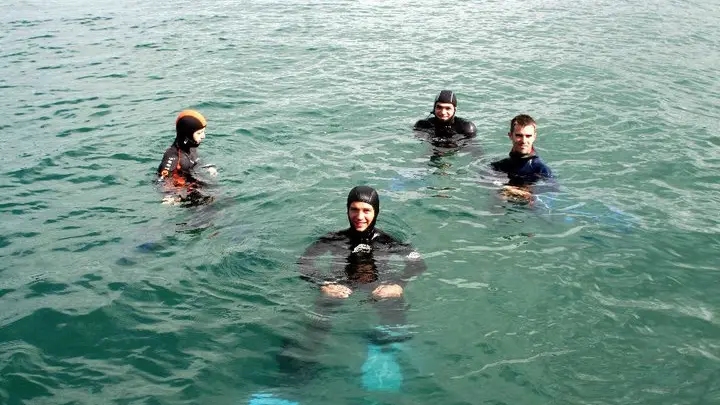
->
(1, 0), (719, 404)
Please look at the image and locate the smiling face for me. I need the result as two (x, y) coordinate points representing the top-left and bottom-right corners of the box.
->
(434, 102), (456, 122)
(348, 201), (375, 232)
(509, 123), (537, 155)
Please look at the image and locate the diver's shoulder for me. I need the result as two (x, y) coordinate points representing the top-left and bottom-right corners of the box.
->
(530, 155), (553, 176)
(414, 118), (434, 129)
(454, 116), (474, 125)
(490, 156), (511, 171)
(454, 117), (477, 136)
(320, 230), (349, 241)
(158, 145), (179, 172)
(373, 229), (405, 245)
(161, 144), (178, 157)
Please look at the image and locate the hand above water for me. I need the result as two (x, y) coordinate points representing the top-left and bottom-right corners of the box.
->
(501, 185), (533, 202)
(321, 283), (353, 299)
(372, 284), (403, 299)
(161, 195), (181, 205)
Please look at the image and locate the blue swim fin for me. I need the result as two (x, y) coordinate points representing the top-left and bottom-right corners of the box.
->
(361, 343), (403, 392)
(248, 392), (299, 405)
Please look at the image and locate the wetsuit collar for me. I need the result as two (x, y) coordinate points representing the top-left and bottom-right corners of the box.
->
(346, 226), (379, 245)
(509, 149), (536, 160)
(174, 138), (198, 152)
(433, 115), (455, 126)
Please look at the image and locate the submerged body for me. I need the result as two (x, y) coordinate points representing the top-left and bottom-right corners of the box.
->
(299, 227), (426, 292)
(278, 187), (427, 387)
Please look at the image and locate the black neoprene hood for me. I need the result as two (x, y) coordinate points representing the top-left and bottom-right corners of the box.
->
(346, 185), (380, 234)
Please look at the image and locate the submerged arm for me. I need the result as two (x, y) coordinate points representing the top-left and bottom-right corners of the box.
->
(532, 164), (560, 193)
(298, 236), (337, 286)
(463, 136), (484, 160)
(390, 243), (428, 288)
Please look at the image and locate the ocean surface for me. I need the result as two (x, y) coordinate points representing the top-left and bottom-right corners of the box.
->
(1, 0), (719, 404)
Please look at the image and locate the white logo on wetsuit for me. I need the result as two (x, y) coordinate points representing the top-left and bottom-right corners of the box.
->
(352, 244), (372, 254)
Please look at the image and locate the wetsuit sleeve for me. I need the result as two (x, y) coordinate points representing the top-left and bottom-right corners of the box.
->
(490, 158), (508, 173)
(540, 164), (552, 178)
(460, 120), (477, 138)
(414, 119), (433, 131)
(298, 237), (337, 286)
(533, 162), (560, 193)
(157, 148), (177, 179)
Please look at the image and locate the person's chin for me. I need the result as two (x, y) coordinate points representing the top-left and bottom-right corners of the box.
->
(354, 224), (368, 232)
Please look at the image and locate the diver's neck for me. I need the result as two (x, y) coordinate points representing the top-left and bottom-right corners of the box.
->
(348, 227), (378, 244)
(509, 149), (536, 159)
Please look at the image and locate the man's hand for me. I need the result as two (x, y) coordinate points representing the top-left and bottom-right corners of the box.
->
(206, 166), (218, 177)
(501, 185), (533, 202)
(372, 284), (404, 299)
(320, 283), (352, 299)
(161, 195), (181, 205)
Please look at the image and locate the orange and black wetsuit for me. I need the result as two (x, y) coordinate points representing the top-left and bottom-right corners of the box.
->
(157, 143), (200, 188)
(157, 110), (211, 204)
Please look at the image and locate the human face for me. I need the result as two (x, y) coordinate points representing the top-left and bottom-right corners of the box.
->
(348, 201), (375, 232)
(509, 124), (536, 155)
(434, 102), (456, 122)
(192, 128), (206, 144)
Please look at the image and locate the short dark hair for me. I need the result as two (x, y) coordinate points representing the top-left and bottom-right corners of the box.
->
(510, 114), (536, 133)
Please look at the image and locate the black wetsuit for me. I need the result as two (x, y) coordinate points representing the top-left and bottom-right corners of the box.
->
(414, 116), (477, 139)
(299, 228), (427, 289)
(414, 116), (481, 163)
(157, 142), (214, 206)
(490, 151), (553, 186)
(278, 226), (426, 376)
(157, 143), (199, 180)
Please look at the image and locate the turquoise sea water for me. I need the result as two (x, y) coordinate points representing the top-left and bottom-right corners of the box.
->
(1, 0), (719, 404)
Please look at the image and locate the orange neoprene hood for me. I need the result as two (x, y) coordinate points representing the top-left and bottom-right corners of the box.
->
(176, 110), (207, 128)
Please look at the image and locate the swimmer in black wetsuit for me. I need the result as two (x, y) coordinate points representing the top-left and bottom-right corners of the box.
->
(414, 90), (476, 139)
(414, 90), (480, 164)
(299, 185), (427, 300)
(490, 114), (555, 203)
(157, 110), (217, 205)
(279, 186), (427, 377)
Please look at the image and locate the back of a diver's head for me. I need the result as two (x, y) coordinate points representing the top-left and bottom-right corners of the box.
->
(175, 110), (207, 148)
(434, 90), (457, 108)
(346, 186), (380, 217)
